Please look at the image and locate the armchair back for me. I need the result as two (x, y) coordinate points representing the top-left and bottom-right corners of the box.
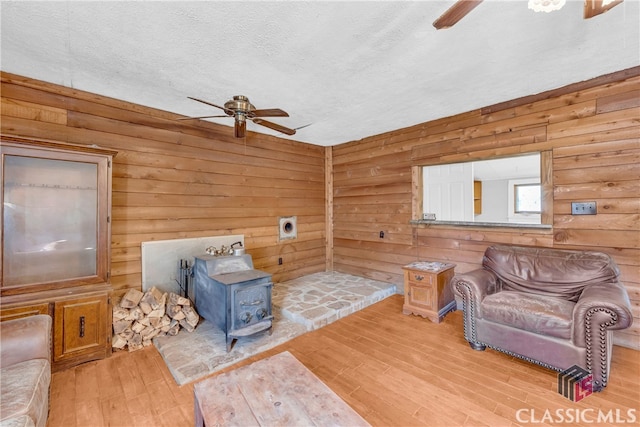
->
(483, 245), (620, 302)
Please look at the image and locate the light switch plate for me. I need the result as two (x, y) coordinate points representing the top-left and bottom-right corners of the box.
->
(571, 202), (596, 215)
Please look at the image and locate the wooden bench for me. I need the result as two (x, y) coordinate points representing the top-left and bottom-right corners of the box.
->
(194, 351), (370, 426)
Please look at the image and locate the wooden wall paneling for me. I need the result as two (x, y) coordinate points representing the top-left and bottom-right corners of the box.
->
(0, 97), (67, 124)
(332, 68), (639, 349)
(596, 89), (640, 114)
(547, 106), (640, 141)
(480, 66), (640, 115)
(1, 72), (326, 294)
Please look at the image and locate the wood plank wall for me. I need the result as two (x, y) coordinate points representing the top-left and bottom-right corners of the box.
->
(332, 67), (640, 350)
(0, 72), (327, 296)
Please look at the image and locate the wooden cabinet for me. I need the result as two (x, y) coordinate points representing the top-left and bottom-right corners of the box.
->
(1, 285), (112, 371)
(402, 261), (456, 323)
(0, 135), (116, 370)
(54, 292), (111, 371)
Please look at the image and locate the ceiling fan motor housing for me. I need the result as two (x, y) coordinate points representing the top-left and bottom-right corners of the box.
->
(224, 95), (255, 115)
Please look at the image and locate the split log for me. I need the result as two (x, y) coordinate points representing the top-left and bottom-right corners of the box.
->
(149, 317), (162, 329)
(179, 319), (195, 333)
(139, 301), (153, 315)
(120, 328), (134, 340)
(128, 333), (143, 352)
(140, 325), (156, 338)
(172, 310), (186, 321)
(131, 321), (146, 334)
(160, 315), (173, 332)
(148, 287), (166, 309)
(112, 305), (129, 321)
(126, 307), (144, 321)
(120, 289), (144, 308)
(112, 334), (127, 349)
(113, 319), (132, 334)
(183, 306), (199, 328)
(147, 304), (165, 318)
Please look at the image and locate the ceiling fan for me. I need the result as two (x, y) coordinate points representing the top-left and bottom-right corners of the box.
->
(433, 0), (624, 30)
(179, 95), (296, 138)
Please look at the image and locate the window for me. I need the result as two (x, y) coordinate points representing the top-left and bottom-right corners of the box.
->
(507, 178), (541, 224)
(514, 183), (541, 213)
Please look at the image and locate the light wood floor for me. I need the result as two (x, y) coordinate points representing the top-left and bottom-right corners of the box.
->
(48, 295), (640, 427)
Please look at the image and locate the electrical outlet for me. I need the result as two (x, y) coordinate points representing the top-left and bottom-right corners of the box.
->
(379, 231), (384, 238)
(278, 257), (283, 265)
(571, 201), (596, 215)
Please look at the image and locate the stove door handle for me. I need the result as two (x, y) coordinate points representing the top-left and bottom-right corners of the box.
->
(240, 299), (264, 306)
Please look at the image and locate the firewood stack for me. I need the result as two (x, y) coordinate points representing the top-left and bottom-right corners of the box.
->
(111, 286), (199, 352)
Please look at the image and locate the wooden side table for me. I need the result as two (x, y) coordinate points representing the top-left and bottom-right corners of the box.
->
(402, 261), (456, 323)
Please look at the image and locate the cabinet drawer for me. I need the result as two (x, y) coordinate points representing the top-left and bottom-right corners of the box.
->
(407, 271), (434, 285)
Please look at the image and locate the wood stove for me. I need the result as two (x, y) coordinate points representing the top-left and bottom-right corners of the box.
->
(193, 254), (273, 352)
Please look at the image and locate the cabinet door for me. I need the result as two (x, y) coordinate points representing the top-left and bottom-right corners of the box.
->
(54, 295), (108, 361)
(1, 139), (114, 296)
(407, 282), (436, 312)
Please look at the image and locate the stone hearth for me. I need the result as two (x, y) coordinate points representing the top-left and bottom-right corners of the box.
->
(153, 271), (397, 385)
(272, 271), (397, 330)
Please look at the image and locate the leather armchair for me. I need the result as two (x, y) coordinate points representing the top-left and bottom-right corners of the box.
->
(451, 245), (633, 391)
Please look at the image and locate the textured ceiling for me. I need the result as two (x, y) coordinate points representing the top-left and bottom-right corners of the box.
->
(1, 1), (638, 146)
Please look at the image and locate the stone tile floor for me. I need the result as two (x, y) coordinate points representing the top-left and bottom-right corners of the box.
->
(272, 271), (398, 330)
(154, 271), (398, 385)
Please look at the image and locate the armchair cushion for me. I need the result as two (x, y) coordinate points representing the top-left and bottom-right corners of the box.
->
(481, 291), (575, 339)
(0, 359), (50, 427)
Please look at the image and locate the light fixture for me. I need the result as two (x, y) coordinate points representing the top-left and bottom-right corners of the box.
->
(528, 0), (567, 13)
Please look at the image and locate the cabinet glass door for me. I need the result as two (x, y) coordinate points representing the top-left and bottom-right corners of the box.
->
(3, 155), (98, 286)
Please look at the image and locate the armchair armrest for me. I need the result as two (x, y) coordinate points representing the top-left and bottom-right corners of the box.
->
(573, 281), (633, 348)
(451, 268), (499, 318)
(0, 314), (52, 368)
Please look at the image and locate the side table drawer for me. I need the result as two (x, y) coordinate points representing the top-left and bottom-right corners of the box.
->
(407, 271), (434, 284)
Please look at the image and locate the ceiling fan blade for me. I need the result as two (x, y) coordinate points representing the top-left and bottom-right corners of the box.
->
(251, 108), (289, 118)
(177, 115), (230, 120)
(252, 118), (296, 136)
(433, 0), (483, 29)
(584, 0), (623, 18)
(235, 120), (246, 138)
(187, 96), (233, 114)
